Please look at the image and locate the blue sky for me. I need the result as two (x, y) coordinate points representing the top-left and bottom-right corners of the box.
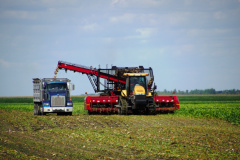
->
(0, 0), (240, 96)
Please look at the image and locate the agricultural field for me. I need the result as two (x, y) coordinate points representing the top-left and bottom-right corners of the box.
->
(0, 95), (240, 159)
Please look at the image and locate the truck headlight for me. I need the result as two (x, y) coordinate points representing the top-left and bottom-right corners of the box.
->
(67, 102), (72, 106)
(43, 103), (49, 106)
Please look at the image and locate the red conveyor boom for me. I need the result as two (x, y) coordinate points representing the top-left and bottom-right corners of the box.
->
(57, 61), (126, 84)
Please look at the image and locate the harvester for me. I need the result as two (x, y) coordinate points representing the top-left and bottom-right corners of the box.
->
(55, 61), (179, 115)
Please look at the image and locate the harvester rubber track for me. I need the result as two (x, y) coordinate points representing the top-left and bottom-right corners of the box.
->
(119, 96), (128, 115)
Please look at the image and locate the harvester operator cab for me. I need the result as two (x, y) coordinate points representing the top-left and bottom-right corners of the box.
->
(122, 73), (149, 97)
(129, 77), (146, 93)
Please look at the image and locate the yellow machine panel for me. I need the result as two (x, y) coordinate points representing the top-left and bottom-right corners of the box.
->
(146, 91), (152, 97)
(121, 90), (127, 97)
(123, 73), (149, 77)
(133, 85), (146, 95)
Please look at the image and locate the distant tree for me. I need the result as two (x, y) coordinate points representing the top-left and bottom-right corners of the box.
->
(173, 89), (177, 94)
(156, 88), (239, 95)
(204, 88), (216, 94)
(164, 89), (167, 94)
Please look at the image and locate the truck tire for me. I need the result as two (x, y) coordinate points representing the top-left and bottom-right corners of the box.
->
(34, 103), (39, 115)
(57, 112), (63, 116)
(39, 105), (46, 115)
(65, 112), (72, 116)
(57, 112), (72, 116)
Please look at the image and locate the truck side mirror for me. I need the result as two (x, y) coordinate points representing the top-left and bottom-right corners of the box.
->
(42, 82), (46, 89)
(72, 84), (75, 91)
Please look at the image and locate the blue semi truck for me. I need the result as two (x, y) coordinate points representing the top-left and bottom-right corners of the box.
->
(33, 78), (74, 115)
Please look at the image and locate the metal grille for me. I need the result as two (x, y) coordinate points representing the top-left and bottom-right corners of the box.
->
(51, 96), (65, 107)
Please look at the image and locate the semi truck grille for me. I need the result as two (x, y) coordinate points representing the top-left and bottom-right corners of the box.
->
(51, 96), (65, 107)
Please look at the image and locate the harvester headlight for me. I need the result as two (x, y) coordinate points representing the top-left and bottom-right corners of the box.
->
(135, 93), (145, 95)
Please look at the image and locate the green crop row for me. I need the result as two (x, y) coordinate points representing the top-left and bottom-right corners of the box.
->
(0, 97), (33, 103)
(178, 95), (240, 101)
(0, 102), (86, 114)
(1, 96), (239, 124)
(175, 103), (240, 124)
(1, 95), (240, 103)
(0, 96), (86, 103)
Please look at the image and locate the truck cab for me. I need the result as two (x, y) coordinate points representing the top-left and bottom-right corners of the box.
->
(33, 78), (74, 115)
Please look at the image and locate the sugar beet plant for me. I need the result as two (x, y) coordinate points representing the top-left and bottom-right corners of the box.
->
(176, 96), (240, 124)
(0, 96), (239, 124)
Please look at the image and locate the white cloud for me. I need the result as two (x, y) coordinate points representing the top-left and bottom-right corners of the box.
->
(110, 13), (136, 23)
(80, 23), (99, 32)
(110, 0), (129, 8)
(136, 28), (157, 38)
(39, 0), (80, 7)
(0, 59), (10, 68)
(103, 37), (115, 43)
(174, 44), (195, 56)
(111, 0), (166, 8)
(0, 59), (40, 72)
(110, 13), (160, 27)
(111, 0), (122, 7)
(0, 0), (240, 96)
(187, 28), (231, 37)
(123, 28), (157, 41)
(213, 11), (226, 20)
(157, 11), (192, 27)
(1, 10), (37, 19)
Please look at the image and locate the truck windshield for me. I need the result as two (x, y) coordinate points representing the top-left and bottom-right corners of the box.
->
(47, 83), (67, 91)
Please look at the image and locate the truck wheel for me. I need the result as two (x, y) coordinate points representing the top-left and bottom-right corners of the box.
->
(66, 112), (72, 116)
(34, 104), (38, 115)
(57, 112), (63, 116)
(40, 106), (46, 115)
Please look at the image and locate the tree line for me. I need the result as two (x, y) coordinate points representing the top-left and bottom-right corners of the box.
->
(156, 88), (240, 95)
